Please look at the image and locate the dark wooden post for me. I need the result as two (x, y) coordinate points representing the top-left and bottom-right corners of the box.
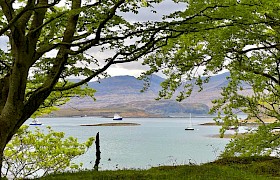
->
(94, 132), (101, 171)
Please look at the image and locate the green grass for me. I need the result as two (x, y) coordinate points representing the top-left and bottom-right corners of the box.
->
(38, 156), (280, 180)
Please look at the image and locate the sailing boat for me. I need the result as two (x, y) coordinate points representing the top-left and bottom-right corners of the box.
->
(185, 113), (194, 130)
(29, 119), (43, 125)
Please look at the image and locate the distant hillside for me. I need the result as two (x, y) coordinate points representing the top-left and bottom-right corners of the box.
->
(69, 75), (164, 108)
(68, 74), (165, 94)
(103, 100), (209, 116)
(53, 72), (250, 117)
(202, 72), (230, 91)
(88, 75), (163, 96)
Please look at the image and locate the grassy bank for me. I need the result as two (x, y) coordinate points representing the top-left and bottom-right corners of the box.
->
(39, 156), (280, 180)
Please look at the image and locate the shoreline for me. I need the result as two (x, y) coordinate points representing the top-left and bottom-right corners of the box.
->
(200, 123), (274, 126)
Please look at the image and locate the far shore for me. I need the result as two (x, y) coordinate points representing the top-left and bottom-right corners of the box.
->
(210, 133), (246, 139)
(200, 122), (259, 126)
(80, 122), (141, 126)
(201, 117), (277, 126)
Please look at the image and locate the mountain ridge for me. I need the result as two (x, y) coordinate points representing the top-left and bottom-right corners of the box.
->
(52, 72), (246, 117)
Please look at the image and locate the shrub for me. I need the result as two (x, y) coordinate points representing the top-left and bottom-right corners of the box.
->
(2, 125), (94, 179)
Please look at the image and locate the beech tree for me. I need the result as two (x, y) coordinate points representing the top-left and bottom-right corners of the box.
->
(143, 0), (280, 157)
(0, 0), (225, 176)
(0, 0), (177, 175)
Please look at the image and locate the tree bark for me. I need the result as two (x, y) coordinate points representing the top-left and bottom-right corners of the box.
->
(0, 144), (3, 178)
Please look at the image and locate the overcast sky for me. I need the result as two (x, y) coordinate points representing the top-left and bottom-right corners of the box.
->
(0, 0), (187, 78)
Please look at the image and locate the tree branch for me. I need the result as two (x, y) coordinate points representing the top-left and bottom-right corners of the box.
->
(235, 44), (279, 54)
(28, 11), (65, 35)
(19, 0), (82, 133)
(0, 0), (35, 36)
(65, 0), (125, 55)
(53, 31), (172, 92)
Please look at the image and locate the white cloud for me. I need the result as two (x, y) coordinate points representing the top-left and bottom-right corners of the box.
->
(107, 67), (145, 77)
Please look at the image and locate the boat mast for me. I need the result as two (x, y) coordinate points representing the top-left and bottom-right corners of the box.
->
(189, 113), (192, 127)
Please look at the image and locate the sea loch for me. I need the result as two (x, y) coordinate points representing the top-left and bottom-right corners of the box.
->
(26, 116), (244, 170)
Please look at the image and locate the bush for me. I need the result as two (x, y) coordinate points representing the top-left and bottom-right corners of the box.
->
(1, 125), (94, 179)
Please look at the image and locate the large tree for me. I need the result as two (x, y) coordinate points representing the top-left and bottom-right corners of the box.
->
(143, 0), (280, 156)
(0, 0), (179, 175)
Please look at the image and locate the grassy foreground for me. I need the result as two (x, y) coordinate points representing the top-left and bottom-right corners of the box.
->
(38, 156), (280, 180)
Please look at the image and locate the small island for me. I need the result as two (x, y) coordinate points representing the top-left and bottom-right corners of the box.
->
(80, 123), (141, 126)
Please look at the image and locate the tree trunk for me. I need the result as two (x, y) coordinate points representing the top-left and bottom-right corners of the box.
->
(0, 127), (8, 179)
(0, 145), (3, 178)
(94, 132), (101, 171)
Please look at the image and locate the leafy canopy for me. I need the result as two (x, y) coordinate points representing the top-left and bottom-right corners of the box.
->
(142, 0), (280, 156)
(0, 0), (178, 139)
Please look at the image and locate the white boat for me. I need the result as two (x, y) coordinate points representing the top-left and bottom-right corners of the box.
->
(29, 119), (43, 125)
(113, 114), (122, 120)
(185, 113), (194, 130)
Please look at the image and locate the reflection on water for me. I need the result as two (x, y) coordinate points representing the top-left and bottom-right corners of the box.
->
(25, 116), (239, 170)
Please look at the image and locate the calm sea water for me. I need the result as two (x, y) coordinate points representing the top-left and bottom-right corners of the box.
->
(25, 116), (245, 170)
